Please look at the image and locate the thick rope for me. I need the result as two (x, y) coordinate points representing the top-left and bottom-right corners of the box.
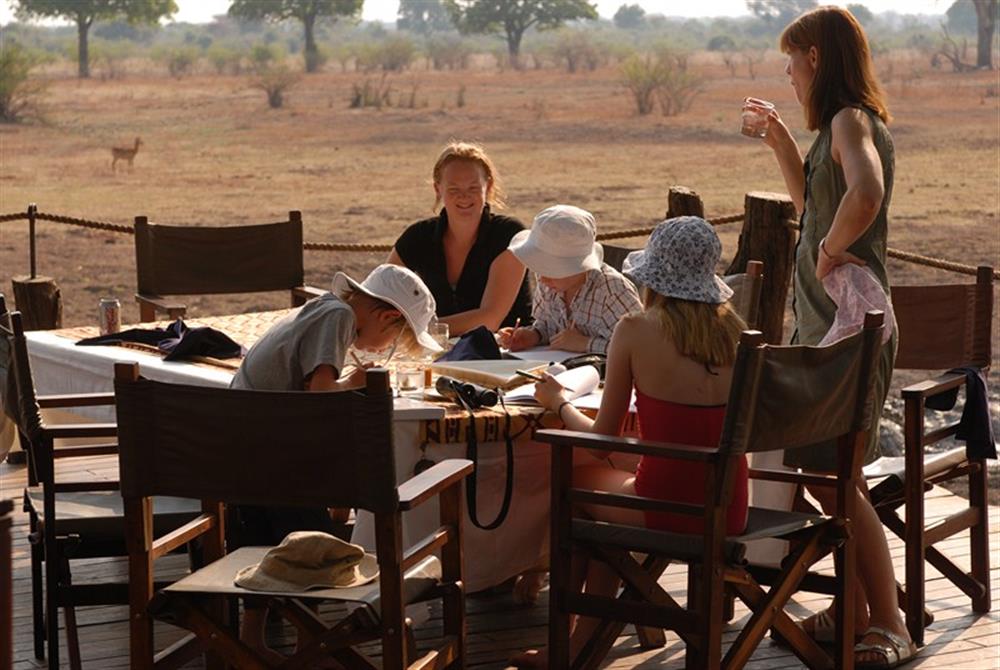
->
(887, 248), (995, 279)
(304, 241), (393, 252)
(2, 210), (996, 280)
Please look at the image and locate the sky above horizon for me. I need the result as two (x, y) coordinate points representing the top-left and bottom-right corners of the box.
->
(0, 0), (953, 27)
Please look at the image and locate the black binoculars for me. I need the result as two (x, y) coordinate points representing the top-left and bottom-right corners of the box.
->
(435, 375), (499, 409)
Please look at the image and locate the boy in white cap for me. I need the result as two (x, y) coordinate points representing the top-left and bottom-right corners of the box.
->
(230, 263), (440, 661)
(498, 204), (641, 354)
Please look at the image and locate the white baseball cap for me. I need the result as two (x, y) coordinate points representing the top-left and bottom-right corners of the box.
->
(332, 264), (442, 352)
(507, 204), (604, 279)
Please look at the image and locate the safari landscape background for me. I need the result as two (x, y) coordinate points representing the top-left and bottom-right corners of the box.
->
(0, 0), (997, 496)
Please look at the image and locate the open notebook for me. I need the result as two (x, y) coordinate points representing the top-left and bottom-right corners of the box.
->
(430, 359), (548, 391)
(502, 365), (601, 405)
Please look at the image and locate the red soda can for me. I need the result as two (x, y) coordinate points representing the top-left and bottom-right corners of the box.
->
(99, 298), (121, 335)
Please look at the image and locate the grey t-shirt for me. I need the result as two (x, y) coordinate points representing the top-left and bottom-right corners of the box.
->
(230, 293), (355, 391)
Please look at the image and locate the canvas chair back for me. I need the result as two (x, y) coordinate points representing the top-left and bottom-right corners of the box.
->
(724, 320), (882, 456)
(114, 369), (398, 514)
(0, 299), (43, 446)
(134, 213), (305, 297)
(891, 266), (993, 370)
(723, 260), (764, 329)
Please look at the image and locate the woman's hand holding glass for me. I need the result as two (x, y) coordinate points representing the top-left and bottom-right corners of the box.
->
(760, 107), (794, 151)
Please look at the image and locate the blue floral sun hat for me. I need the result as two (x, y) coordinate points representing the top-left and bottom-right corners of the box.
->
(623, 216), (733, 304)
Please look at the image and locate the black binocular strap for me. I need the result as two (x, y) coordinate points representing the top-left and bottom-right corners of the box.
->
(458, 392), (514, 531)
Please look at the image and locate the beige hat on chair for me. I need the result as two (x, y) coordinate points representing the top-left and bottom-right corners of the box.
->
(235, 531), (379, 592)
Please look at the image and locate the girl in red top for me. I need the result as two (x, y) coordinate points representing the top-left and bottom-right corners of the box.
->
(513, 216), (748, 668)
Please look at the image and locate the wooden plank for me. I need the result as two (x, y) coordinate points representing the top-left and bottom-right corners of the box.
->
(3, 459), (998, 670)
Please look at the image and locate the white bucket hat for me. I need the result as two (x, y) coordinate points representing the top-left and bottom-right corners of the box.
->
(507, 204), (604, 279)
(333, 264), (442, 352)
(235, 531), (379, 591)
(622, 216), (733, 304)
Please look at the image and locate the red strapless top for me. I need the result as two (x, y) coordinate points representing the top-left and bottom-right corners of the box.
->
(633, 389), (748, 535)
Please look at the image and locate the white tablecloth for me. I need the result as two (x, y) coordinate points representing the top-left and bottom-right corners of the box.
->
(14, 328), (551, 590)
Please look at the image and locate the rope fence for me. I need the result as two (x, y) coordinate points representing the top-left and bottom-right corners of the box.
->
(1, 208), (996, 281)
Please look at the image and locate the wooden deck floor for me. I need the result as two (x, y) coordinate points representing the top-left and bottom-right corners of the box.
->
(4, 455), (998, 669)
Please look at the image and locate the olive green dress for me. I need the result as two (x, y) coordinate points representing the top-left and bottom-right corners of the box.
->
(784, 106), (898, 472)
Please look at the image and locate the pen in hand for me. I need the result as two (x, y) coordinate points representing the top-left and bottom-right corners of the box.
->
(515, 369), (574, 393)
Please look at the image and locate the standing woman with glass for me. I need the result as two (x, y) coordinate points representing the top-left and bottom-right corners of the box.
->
(755, 6), (915, 668)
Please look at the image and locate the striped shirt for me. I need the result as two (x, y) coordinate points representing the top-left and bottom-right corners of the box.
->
(531, 263), (642, 354)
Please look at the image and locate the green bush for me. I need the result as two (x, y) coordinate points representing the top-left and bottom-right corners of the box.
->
(424, 35), (473, 71)
(152, 45), (200, 78)
(349, 75), (392, 109)
(249, 43), (286, 74)
(250, 65), (300, 109)
(619, 54), (666, 115)
(0, 42), (46, 123)
(89, 39), (135, 80)
(206, 44), (245, 75)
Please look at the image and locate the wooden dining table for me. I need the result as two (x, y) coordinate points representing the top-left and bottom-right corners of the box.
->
(13, 309), (564, 592)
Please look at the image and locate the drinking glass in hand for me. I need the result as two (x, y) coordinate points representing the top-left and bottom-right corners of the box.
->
(740, 97), (775, 138)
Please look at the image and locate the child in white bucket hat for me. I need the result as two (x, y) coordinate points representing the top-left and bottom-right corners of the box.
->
(511, 217), (748, 669)
(230, 263), (439, 660)
(499, 204), (641, 354)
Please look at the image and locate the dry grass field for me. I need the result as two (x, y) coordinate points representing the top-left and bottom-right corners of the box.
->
(1, 52), (997, 324)
(1, 52), (998, 485)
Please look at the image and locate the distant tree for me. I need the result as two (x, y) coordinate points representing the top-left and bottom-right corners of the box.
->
(445, 0), (598, 69)
(846, 3), (874, 27)
(228, 0), (362, 73)
(745, 0), (818, 26)
(972, 0), (998, 68)
(613, 3), (645, 30)
(946, 0), (978, 33)
(706, 34), (736, 51)
(398, 0), (454, 34)
(13, 0), (177, 78)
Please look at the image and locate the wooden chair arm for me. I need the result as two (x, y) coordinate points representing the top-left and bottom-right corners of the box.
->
(534, 429), (721, 462)
(37, 392), (116, 408)
(135, 293), (186, 321)
(398, 459), (474, 511)
(901, 371), (967, 400)
(43, 423), (117, 439)
(290, 285), (326, 303)
(151, 513), (218, 561)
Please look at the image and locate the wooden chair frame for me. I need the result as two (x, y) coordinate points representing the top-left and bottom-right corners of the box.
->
(0, 296), (202, 670)
(133, 212), (324, 321)
(1, 499), (12, 670)
(539, 313), (885, 670)
(114, 363), (472, 670)
(868, 265), (994, 644)
(2, 296), (118, 670)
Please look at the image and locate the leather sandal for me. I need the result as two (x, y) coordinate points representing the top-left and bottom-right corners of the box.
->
(771, 608), (862, 647)
(855, 626), (918, 669)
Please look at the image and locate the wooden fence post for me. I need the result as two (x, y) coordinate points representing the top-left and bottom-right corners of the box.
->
(666, 186), (705, 218)
(725, 191), (797, 344)
(11, 278), (62, 331)
(11, 204), (62, 330)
